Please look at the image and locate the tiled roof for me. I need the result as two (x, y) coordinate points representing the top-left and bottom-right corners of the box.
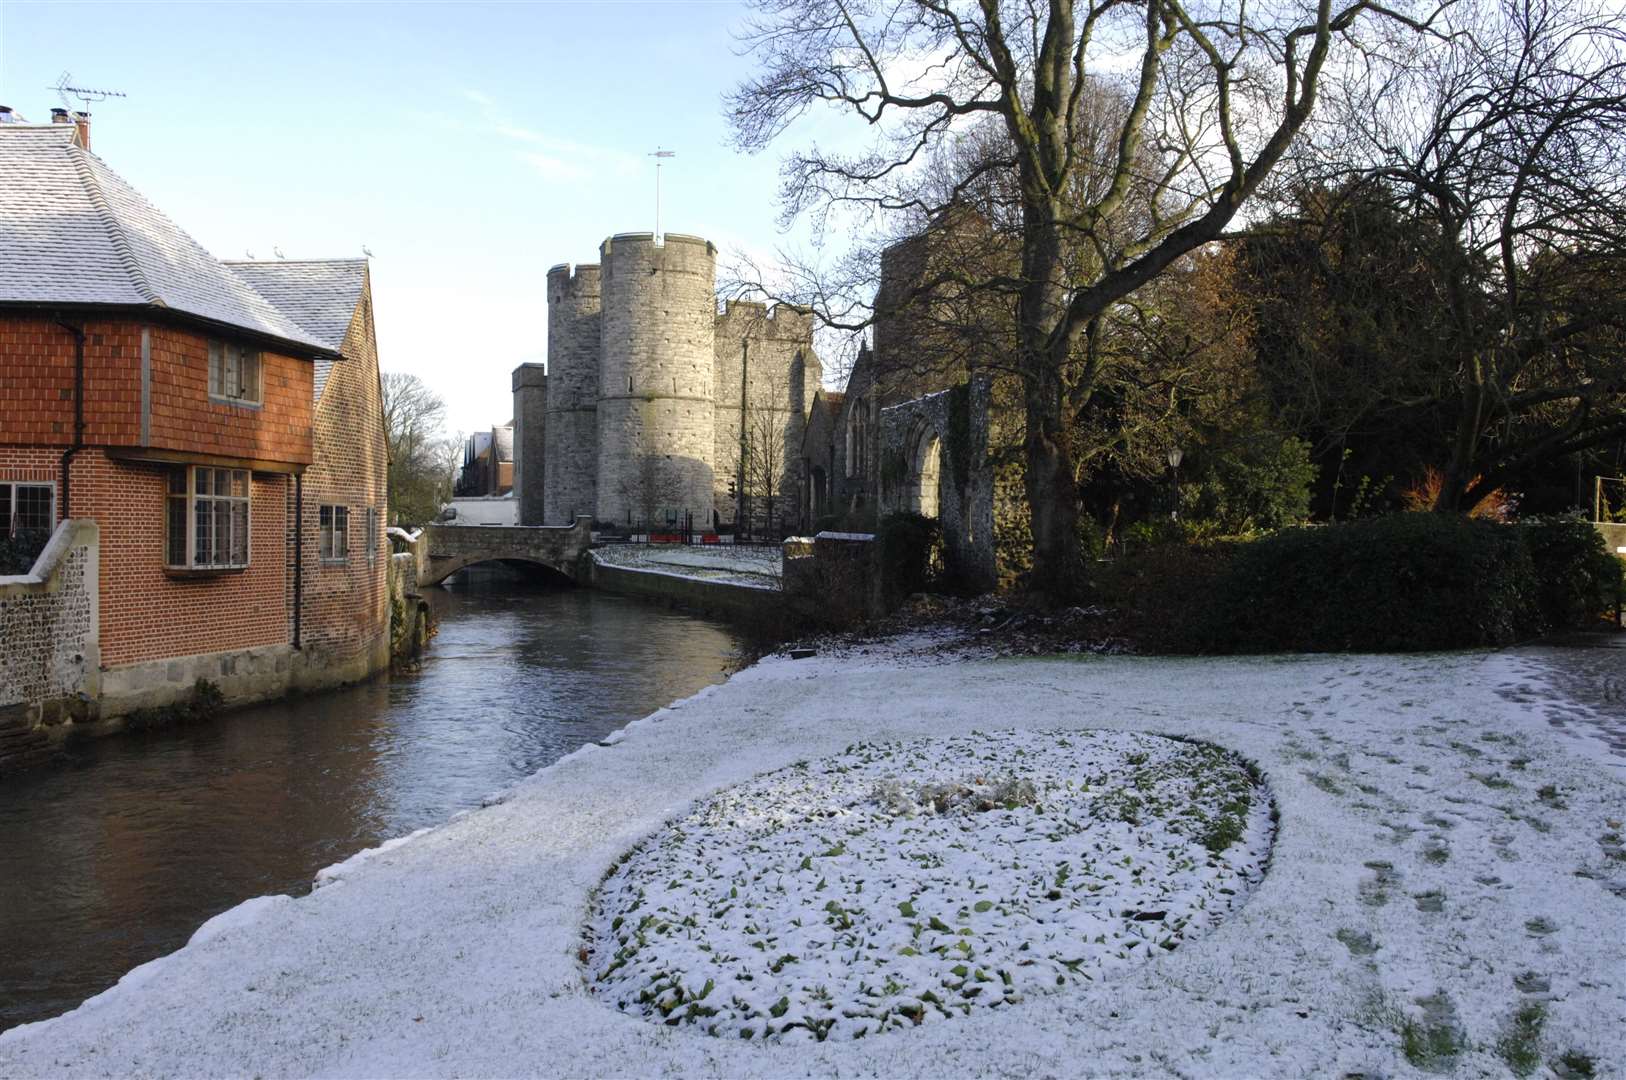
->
(0, 124), (331, 354)
(224, 259), (367, 401)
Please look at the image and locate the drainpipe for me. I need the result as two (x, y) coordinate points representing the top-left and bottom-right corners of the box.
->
(55, 319), (86, 520)
(293, 474), (304, 650)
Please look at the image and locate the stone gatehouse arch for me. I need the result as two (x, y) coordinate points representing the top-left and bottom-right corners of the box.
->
(878, 377), (995, 590)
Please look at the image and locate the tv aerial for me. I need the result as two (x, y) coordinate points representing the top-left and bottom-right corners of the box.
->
(49, 72), (127, 111)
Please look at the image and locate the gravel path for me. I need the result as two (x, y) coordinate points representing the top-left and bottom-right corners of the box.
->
(2, 647), (1622, 1077)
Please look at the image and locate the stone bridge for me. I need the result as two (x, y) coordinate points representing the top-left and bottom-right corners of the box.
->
(394, 517), (594, 587)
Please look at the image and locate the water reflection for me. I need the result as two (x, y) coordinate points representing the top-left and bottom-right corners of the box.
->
(0, 576), (742, 1029)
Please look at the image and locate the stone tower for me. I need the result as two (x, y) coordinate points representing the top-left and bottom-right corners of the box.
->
(511, 362), (547, 525)
(543, 262), (601, 524)
(595, 233), (717, 526)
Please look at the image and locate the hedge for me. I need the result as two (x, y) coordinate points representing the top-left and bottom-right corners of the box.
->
(1162, 513), (1620, 654)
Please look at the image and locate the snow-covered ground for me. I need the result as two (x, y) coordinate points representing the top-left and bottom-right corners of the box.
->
(2, 646), (1623, 1077)
(591, 543), (782, 589)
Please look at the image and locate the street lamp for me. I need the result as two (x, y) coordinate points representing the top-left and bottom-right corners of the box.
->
(1166, 446), (1184, 520)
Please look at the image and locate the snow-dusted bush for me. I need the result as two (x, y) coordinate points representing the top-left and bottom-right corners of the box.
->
(584, 730), (1273, 1042)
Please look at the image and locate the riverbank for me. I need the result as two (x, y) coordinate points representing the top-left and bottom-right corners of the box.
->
(2, 642), (1623, 1076)
(0, 585), (744, 1031)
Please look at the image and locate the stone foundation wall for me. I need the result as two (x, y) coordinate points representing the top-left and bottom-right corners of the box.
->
(99, 643), (297, 719)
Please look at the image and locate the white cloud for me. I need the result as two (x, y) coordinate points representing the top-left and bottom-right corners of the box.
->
(520, 152), (593, 183)
(495, 123), (642, 182)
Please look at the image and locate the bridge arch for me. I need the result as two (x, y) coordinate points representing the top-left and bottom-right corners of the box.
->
(418, 554), (577, 588)
(407, 518), (594, 589)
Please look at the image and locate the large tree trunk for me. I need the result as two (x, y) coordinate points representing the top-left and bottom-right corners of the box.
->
(1023, 362), (1087, 602)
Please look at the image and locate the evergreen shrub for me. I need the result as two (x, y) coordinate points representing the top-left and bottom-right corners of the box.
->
(0, 527), (51, 576)
(1160, 513), (1622, 653)
(1196, 513), (1536, 652)
(1518, 515), (1623, 631)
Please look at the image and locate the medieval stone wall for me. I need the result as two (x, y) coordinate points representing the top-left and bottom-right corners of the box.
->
(0, 520), (99, 722)
(713, 300), (820, 531)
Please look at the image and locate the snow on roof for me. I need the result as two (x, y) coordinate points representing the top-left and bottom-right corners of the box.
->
(0, 124), (331, 355)
(224, 259), (367, 400)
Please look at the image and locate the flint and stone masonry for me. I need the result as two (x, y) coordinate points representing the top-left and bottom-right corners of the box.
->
(517, 232), (820, 530)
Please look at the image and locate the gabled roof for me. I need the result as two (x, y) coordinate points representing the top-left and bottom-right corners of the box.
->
(0, 124), (332, 355)
(224, 259), (368, 401)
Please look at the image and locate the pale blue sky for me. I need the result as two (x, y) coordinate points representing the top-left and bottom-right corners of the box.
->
(0, 0), (815, 434)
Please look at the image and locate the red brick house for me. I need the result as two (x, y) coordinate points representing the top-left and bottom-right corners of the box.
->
(0, 115), (389, 726)
(226, 258), (391, 690)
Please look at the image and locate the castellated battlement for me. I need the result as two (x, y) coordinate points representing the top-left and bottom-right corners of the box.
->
(546, 263), (601, 303)
(716, 299), (816, 342)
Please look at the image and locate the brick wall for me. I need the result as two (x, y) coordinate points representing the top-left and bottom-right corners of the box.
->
(293, 279), (390, 680)
(0, 317), (142, 446)
(0, 315), (313, 466)
(69, 450), (291, 666)
(0, 448), (293, 668)
(146, 326), (313, 464)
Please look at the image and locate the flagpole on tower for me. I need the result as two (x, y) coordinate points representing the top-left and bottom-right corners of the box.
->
(649, 147), (675, 240)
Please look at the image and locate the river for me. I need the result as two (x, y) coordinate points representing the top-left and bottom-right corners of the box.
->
(0, 578), (743, 1031)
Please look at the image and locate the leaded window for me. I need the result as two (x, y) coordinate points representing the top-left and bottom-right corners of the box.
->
(208, 340), (262, 405)
(166, 467), (250, 570)
(2, 482), (54, 535)
(319, 505), (349, 563)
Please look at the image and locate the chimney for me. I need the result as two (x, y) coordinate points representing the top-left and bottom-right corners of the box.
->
(72, 111), (91, 150)
(50, 107), (71, 124)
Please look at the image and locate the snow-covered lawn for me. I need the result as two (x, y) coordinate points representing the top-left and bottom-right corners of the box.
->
(591, 543), (781, 588)
(1, 646), (1622, 1077)
(588, 731), (1273, 1042)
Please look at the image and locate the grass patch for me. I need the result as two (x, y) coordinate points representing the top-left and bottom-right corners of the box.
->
(1554, 1050), (1597, 1078)
(1496, 1003), (1546, 1077)
(1401, 992), (1465, 1071)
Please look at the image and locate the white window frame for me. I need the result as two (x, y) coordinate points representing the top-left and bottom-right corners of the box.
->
(166, 466), (251, 570)
(319, 505), (350, 564)
(2, 481), (56, 535)
(366, 506), (379, 564)
(208, 340), (262, 406)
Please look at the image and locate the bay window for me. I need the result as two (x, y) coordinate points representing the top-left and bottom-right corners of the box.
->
(166, 467), (250, 570)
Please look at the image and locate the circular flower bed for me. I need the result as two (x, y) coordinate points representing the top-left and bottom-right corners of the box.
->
(584, 730), (1273, 1042)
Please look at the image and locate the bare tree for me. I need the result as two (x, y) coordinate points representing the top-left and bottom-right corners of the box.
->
(381, 371), (457, 527)
(728, 0), (1440, 599)
(745, 365), (797, 536)
(1328, 0), (1626, 512)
